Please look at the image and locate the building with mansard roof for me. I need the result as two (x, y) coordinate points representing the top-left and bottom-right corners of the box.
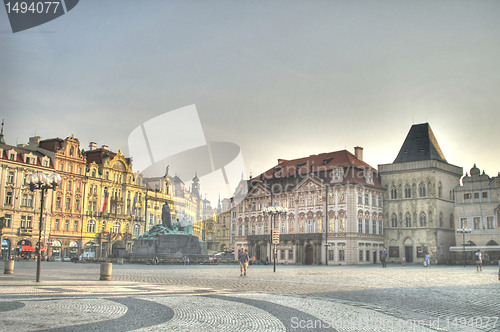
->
(233, 147), (385, 265)
(451, 165), (500, 265)
(379, 123), (463, 265)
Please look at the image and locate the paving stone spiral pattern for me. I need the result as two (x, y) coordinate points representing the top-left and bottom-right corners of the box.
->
(0, 262), (499, 331)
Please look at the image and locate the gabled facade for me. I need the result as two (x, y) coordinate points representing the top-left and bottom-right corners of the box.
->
(234, 148), (385, 265)
(379, 123), (463, 264)
(451, 165), (500, 264)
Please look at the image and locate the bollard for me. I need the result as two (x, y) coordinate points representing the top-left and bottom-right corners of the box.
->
(99, 262), (112, 280)
(4, 260), (14, 274)
(117, 258), (123, 265)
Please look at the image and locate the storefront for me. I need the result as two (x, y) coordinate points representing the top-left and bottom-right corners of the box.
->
(51, 240), (61, 257)
(83, 242), (98, 258)
(69, 241), (79, 257)
(2, 239), (11, 259)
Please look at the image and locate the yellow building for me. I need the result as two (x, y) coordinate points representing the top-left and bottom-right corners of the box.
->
(82, 143), (144, 258)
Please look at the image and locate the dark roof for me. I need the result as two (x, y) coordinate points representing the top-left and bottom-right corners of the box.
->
(85, 148), (117, 165)
(39, 138), (64, 152)
(393, 123), (447, 164)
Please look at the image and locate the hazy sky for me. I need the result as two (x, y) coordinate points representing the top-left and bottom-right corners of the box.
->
(2, 1), (500, 182)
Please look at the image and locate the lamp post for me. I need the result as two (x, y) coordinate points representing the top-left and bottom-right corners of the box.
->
(457, 228), (471, 267)
(26, 171), (61, 282)
(262, 206), (288, 272)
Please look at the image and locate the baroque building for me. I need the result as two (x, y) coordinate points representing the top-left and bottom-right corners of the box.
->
(233, 147), (385, 265)
(451, 165), (500, 264)
(379, 123), (462, 264)
(0, 132), (55, 259)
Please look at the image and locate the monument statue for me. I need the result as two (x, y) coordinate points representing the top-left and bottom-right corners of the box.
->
(161, 203), (173, 230)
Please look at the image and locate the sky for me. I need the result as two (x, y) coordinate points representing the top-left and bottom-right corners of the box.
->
(2, 0), (500, 190)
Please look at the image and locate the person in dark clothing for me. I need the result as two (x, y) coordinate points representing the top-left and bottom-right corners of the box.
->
(238, 248), (249, 276)
(381, 249), (388, 268)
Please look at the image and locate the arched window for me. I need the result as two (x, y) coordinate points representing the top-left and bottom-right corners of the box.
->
(405, 213), (412, 227)
(133, 224), (140, 236)
(307, 219), (314, 233)
(113, 222), (121, 233)
(419, 212), (427, 227)
(87, 220), (96, 233)
(69, 146), (74, 156)
(391, 186), (397, 199)
(439, 212), (443, 227)
(419, 182), (426, 197)
(405, 185), (411, 198)
(391, 214), (398, 227)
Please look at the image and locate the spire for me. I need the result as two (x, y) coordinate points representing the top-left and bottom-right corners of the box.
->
(393, 123), (447, 164)
(0, 119), (5, 144)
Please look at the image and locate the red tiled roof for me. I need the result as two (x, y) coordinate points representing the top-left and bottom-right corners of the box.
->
(85, 149), (117, 165)
(39, 138), (64, 152)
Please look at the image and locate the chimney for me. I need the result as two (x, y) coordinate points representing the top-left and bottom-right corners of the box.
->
(28, 136), (40, 147)
(102, 145), (109, 151)
(354, 146), (363, 161)
(89, 142), (97, 151)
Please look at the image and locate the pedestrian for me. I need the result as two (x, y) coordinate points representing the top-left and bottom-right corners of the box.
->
(238, 248), (249, 276)
(425, 253), (430, 267)
(475, 250), (483, 271)
(381, 249), (388, 268)
(402, 256), (406, 266)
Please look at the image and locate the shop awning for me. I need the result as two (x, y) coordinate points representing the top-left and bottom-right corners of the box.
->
(20, 246), (35, 252)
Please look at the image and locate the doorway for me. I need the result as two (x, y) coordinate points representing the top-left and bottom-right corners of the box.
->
(305, 244), (314, 265)
(405, 246), (413, 263)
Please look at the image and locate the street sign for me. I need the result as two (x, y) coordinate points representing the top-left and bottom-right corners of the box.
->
(272, 228), (280, 244)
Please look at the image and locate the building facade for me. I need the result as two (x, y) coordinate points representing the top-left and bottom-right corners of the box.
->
(379, 123), (463, 265)
(234, 148), (385, 265)
(451, 165), (500, 264)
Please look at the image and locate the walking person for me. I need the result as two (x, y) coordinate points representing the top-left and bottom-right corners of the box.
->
(402, 256), (406, 266)
(475, 250), (483, 271)
(238, 248), (249, 276)
(381, 249), (388, 268)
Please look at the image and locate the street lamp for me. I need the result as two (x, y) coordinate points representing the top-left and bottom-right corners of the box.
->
(456, 228), (471, 267)
(26, 171), (61, 282)
(262, 206), (288, 272)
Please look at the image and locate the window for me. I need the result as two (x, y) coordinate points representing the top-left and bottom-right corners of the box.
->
(473, 217), (481, 230)
(133, 224), (140, 236)
(92, 169), (96, 177)
(378, 196), (382, 207)
(7, 171), (14, 183)
(474, 192), (479, 199)
(373, 220), (377, 234)
(372, 195), (376, 207)
(464, 193), (471, 200)
(4, 214), (12, 227)
(339, 192), (345, 204)
(365, 219), (370, 234)
(482, 192), (488, 199)
(307, 219), (314, 233)
(405, 213), (412, 227)
(391, 214), (398, 227)
(358, 192), (363, 204)
(328, 192), (334, 204)
(244, 224), (249, 235)
(419, 212), (427, 227)
(64, 220), (69, 231)
(102, 221), (107, 232)
(358, 218), (363, 233)
(487, 216), (494, 229)
(27, 194), (34, 207)
(391, 186), (397, 199)
(21, 215), (27, 228)
(339, 249), (345, 261)
(21, 194), (28, 206)
(459, 217), (468, 229)
(56, 197), (62, 209)
(419, 183), (426, 197)
(5, 191), (13, 205)
(405, 185), (411, 198)
(87, 220), (96, 233)
(113, 222), (121, 233)
(289, 250), (294, 260)
(438, 183), (442, 198)
(55, 219), (60, 230)
(280, 250), (285, 260)
(328, 250), (334, 261)
(75, 199), (80, 210)
(359, 250), (364, 261)
(59, 163), (64, 171)
(251, 202), (256, 211)
(379, 220), (383, 235)
(66, 198), (71, 210)
(67, 181), (72, 191)
(74, 220), (79, 232)
(69, 165), (73, 173)
(365, 193), (369, 205)
(238, 225), (242, 236)
(366, 251), (370, 261)
(43, 160), (49, 167)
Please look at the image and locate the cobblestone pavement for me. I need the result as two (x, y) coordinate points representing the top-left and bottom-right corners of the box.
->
(0, 261), (499, 331)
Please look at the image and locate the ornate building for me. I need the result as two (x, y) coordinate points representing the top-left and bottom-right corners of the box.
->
(82, 143), (143, 258)
(451, 165), (500, 264)
(0, 133), (55, 259)
(233, 148), (385, 265)
(32, 136), (87, 258)
(379, 123), (463, 264)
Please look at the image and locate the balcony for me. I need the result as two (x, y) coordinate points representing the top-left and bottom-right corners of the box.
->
(19, 227), (33, 236)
